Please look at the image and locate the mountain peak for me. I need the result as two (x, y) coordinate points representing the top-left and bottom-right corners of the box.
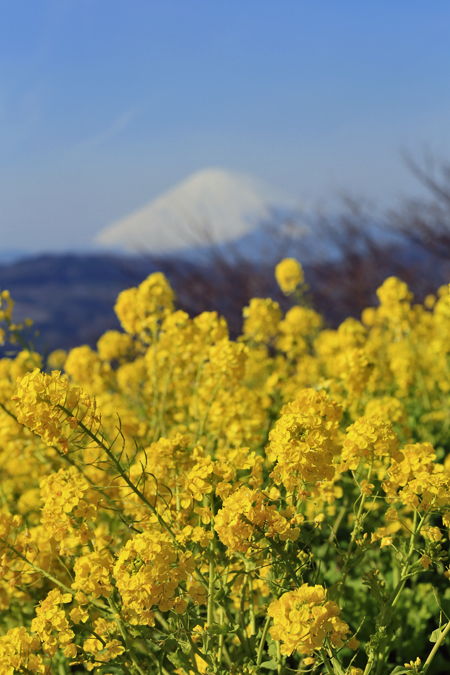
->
(95, 168), (294, 254)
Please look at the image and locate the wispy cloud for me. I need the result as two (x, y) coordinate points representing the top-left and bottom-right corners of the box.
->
(0, 78), (49, 155)
(68, 107), (140, 156)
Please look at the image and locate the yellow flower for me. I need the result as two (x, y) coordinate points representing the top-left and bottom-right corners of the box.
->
(114, 272), (174, 337)
(385, 507), (399, 522)
(275, 258), (304, 294)
(113, 530), (194, 624)
(13, 368), (100, 453)
(268, 583), (352, 656)
(420, 555), (432, 570)
(242, 298), (281, 343)
(72, 549), (113, 598)
(0, 627), (45, 675)
(104, 639), (125, 659)
(97, 330), (135, 362)
(215, 486), (300, 554)
(404, 657), (421, 670)
(341, 415), (399, 472)
(39, 466), (94, 543)
(268, 388), (341, 490)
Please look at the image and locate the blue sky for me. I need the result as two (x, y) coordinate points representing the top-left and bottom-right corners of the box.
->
(1, 1), (450, 252)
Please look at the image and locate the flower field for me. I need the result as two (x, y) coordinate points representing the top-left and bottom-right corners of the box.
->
(1, 259), (450, 674)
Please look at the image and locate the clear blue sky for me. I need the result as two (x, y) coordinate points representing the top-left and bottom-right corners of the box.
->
(1, 1), (449, 252)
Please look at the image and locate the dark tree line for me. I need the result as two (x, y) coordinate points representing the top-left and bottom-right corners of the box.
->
(164, 155), (450, 333)
(2, 155), (450, 353)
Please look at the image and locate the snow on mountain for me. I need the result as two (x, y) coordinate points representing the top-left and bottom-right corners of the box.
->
(95, 168), (296, 254)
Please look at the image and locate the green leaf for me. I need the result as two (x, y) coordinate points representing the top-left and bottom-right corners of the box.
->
(327, 582), (342, 601)
(129, 628), (143, 638)
(166, 652), (186, 668)
(207, 623), (238, 635)
(260, 659), (278, 670)
(214, 586), (230, 603)
(430, 623), (448, 643)
(178, 640), (191, 655)
(268, 642), (278, 658)
(390, 668), (412, 675)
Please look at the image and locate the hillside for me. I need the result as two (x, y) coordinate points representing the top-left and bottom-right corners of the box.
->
(0, 236), (448, 355)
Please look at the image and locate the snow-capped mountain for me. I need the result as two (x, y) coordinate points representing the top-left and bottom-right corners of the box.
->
(95, 168), (297, 255)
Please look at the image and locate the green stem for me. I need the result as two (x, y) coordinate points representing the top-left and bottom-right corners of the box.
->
(204, 550), (216, 654)
(375, 510), (425, 675)
(0, 401), (19, 422)
(154, 610), (170, 631)
(341, 458), (374, 589)
(59, 407), (179, 546)
(257, 616), (272, 666)
(147, 650), (171, 675)
(108, 597), (147, 675)
(204, 495), (216, 656)
(421, 619), (450, 674)
(248, 573), (256, 636)
(271, 538), (299, 587)
(2, 539), (109, 614)
(220, 641), (232, 668)
(223, 605), (252, 658)
(326, 643), (345, 675)
(320, 648), (336, 675)
(328, 501), (348, 543)
(362, 651), (375, 675)
(217, 607), (225, 666)
(1, 401), (117, 513)
(181, 615), (213, 672)
(217, 564), (230, 668)
(387, 510), (424, 608)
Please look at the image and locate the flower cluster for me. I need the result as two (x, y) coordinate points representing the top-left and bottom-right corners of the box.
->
(242, 298), (282, 344)
(115, 271), (174, 337)
(31, 589), (75, 658)
(0, 264), (449, 674)
(0, 627), (45, 674)
(72, 548), (113, 599)
(275, 258), (304, 295)
(39, 466), (95, 544)
(268, 584), (355, 655)
(214, 486), (301, 553)
(268, 388), (342, 490)
(13, 368), (99, 452)
(383, 442), (450, 514)
(340, 415), (400, 471)
(113, 530), (195, 624)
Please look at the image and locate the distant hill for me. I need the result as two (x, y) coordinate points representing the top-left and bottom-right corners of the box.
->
(0, 254), (159, 354)
(0, 238), (448, 356)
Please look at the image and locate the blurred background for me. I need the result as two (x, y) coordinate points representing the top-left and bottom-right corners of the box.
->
(1, 1), (450, 352)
